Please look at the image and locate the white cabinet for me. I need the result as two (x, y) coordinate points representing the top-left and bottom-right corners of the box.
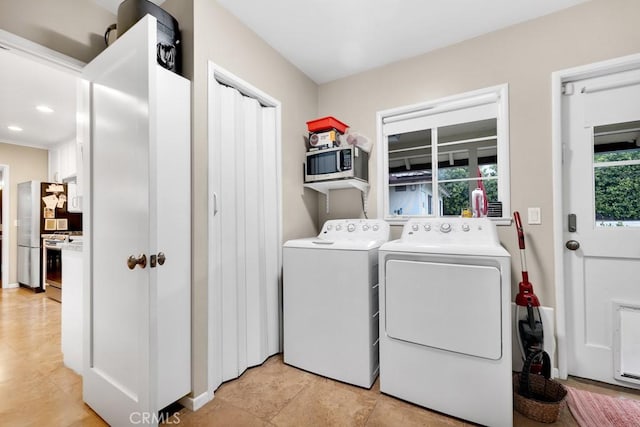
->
(61, 246), (83, 374)
(48, 140), (78, 182)
(82, 16), (191, 426)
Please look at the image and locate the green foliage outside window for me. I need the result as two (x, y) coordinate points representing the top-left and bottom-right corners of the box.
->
(594, 150), (640, 222)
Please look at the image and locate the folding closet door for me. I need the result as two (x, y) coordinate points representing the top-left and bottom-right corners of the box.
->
(210, 79), (280, 388)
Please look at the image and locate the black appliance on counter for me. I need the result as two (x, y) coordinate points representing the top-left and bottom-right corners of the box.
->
(105, 0), (181, 74)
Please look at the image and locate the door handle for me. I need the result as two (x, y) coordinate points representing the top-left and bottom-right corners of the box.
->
(157, 252), (166, 265)
(127, 254), (147, 270)
(565, 240), (580, 251)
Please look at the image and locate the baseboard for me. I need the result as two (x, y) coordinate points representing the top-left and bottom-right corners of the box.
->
(179, 390), (213, 412)
(3, 282), (19, 289)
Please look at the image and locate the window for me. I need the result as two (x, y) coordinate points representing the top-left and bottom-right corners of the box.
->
(377, 85), (510, 223)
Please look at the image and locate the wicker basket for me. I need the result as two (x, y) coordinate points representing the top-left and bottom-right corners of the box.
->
(513, 350), (567, 423)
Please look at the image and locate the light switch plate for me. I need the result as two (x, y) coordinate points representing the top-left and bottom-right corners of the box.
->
(528, 207), (541, 225)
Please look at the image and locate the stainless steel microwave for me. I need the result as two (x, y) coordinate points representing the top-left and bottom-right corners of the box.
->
(304, 146), (369, 183)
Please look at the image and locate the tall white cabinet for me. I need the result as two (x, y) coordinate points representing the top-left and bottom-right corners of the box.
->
(82, 16), (190, 426)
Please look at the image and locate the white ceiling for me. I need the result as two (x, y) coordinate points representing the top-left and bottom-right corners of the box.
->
(215, 0), (590, 83)
(1, 0), (591, 151)
(0, 48), (78, 149)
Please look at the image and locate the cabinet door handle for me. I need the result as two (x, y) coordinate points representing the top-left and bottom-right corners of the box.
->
(213, 192), (218, 216)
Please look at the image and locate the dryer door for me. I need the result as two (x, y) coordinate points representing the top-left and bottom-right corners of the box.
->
(385, 259), (502, 360)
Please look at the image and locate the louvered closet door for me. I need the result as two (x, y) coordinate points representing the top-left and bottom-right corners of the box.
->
(211, 81), (280, 387)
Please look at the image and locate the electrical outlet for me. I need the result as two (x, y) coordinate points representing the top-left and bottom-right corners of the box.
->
(528, 207), (541, 225)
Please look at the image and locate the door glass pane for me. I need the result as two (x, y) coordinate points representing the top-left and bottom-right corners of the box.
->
(388, 129), (432, 216)
(593, 121), (640, 227)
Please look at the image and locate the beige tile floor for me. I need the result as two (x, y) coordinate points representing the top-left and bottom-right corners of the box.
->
(2, 287), (639, 426)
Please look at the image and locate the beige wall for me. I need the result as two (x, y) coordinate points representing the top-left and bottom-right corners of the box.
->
(165, 0), (319, 398)
(0, 0), (114, 63)
(0, 143), (49, 285)
(317, 0), (640, 308)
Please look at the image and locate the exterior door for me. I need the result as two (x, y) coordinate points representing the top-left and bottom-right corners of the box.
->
(82, 16), (191, 425)
(563, 65), (640, 388)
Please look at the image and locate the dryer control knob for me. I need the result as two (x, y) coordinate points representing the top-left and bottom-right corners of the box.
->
(372, 225), (379, 231)
(362, 224), (370, 231)
(462, 224), (470, 232)
(412, 224), (419, 232)
(336, 225), (342, 231)
(326, 225), (332, 230)
(440, 223), (452, 233)
(347, 223), (356, 232)
(424, 224), (431, 231)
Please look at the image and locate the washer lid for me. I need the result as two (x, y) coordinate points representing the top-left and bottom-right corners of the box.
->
(284, 219), (391, 250)
(284, 237), (386, 250)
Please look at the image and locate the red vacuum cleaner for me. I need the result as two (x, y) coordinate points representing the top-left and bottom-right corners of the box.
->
(513, 211), (544, 368)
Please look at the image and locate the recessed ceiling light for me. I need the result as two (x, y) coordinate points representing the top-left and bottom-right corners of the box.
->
(36, 105), (54, 113)
(8, 125), (23, 132)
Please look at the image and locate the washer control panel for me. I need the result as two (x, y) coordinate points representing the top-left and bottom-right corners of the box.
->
(321, 219), (390, 241)
(400, 217), (499, 245)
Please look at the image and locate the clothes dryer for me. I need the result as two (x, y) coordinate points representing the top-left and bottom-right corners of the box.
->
(379, 218), (512, 427)
(283, 219), (390, 388)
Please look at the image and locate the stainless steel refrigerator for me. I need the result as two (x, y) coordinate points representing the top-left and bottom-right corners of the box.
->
(17, 181), (43, 290)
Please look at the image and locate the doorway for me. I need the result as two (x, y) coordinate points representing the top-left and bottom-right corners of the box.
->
(553, 53), (640, 388)
(0, 30), (83, 289)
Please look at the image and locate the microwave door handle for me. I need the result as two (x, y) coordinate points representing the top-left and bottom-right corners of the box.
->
(336, 151), (341, 171)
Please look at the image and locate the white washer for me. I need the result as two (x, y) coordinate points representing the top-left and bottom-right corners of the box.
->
(283, 219), (390, 388)
(379, 218), (512, 427)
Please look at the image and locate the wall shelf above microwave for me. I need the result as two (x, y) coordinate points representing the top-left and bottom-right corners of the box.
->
(304, 179), (369, 214)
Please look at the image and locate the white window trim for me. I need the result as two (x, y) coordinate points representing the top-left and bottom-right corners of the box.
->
(377, 84), (511, 225)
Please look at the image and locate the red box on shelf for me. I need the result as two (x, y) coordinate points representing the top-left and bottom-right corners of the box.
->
(306, 116), (349, 134)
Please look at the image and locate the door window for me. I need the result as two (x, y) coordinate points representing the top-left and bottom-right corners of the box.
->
(593, 120), (640, 227)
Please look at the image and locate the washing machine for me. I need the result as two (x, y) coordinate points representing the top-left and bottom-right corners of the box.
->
(379, 217), (512, 427)
(283, 219), (390, 388)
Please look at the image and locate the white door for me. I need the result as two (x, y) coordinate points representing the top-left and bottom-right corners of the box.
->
(209, 72), (281, 390)
(563, 65), (640, 388)
(82, 16), (191, 425)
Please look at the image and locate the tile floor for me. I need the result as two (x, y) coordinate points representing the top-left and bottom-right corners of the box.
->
(2, 287), (639, 426)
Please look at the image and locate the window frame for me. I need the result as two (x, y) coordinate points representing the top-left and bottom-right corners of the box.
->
(377, 84), (511, 225)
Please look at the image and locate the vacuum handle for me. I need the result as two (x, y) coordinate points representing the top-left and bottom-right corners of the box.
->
(514, 211), (526, 250)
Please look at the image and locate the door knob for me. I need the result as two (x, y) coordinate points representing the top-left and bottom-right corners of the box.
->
(127, 254), (147, 270)
(565, 240), (580, 251)
(157, 252), (166, 266)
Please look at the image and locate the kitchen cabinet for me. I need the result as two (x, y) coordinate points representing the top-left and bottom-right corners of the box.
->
(61, 244), (82, 374)
(49, 140), (77, 183)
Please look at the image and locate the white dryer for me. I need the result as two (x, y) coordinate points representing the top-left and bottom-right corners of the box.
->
(379, 218), (512, 427)
(283, 219), (390, 388)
